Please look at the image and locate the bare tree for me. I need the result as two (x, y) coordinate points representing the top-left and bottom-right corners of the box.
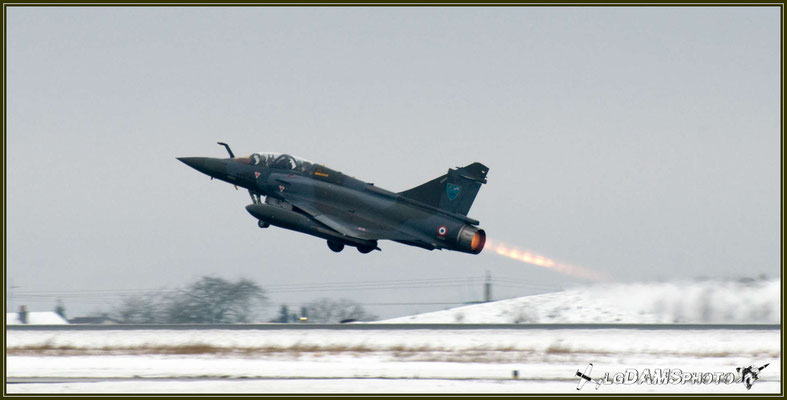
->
(112, 277), (267, 324)
(302, 298), (377, 323)
(163, 276), (267, 323)
(115, 292), (166, 323)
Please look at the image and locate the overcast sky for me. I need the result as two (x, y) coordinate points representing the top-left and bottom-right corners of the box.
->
(6, 6), (781, 320)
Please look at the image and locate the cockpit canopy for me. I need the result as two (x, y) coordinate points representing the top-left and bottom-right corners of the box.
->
(233, 152), (315, 173)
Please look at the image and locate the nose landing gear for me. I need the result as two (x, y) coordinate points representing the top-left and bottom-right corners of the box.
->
(249, 190), (262, 205)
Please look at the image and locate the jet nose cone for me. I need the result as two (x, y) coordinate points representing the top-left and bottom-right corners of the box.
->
(177, 157), (228, 179)
(177, 157), (205, 170)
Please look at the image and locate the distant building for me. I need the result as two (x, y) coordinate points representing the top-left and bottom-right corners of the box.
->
(7, 306), (68, 325)
(68, 316), (120, 324)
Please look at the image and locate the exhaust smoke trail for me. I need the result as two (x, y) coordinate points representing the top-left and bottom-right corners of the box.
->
(485, 239), (610, 282)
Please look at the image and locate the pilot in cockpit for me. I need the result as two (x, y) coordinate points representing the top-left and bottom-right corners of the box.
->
(251, 153), (262, 166)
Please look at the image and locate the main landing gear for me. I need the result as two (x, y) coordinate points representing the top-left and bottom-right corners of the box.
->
(327, 240), (345, 253)
(357, 245), (374, 254)
(327, 240), (377, 254)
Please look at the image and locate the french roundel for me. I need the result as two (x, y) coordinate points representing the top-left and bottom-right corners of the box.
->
(437, 226), (447, 236)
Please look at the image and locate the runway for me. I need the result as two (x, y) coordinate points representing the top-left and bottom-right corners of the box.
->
(7, 323), (781, 331)
(9, 376), (778, 394)
(6, 324), (781, 393)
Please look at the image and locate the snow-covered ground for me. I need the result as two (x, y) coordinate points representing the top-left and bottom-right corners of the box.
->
(380, 278), (781, 324)
(6, 279), (781, 393)
(6, 328), (780, 393)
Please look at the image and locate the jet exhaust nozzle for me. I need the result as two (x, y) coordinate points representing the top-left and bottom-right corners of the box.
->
(456, 225), (486, 254)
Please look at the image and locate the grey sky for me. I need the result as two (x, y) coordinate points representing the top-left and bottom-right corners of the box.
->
(6, 6), (781, 320)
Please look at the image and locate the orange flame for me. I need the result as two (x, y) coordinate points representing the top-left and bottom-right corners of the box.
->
(485, 239), (609, 282)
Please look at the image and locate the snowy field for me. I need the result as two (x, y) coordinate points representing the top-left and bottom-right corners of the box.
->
(6, 327), (781, 394)
(381, 278), (781, 324)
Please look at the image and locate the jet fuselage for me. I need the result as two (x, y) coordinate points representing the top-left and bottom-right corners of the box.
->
(178, 150), (487, 254)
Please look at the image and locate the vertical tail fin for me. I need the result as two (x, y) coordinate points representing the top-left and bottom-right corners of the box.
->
(398, 162), (488, 216)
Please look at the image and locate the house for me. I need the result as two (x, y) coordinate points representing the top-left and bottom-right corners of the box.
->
(68, 315), (120, 324)
(6, 306), (68, 325)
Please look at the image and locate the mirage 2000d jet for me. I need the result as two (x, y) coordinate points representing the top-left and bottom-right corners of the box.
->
(178, 143), (488, 254)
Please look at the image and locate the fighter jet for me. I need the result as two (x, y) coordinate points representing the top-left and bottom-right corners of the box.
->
(737, 363), (769, 390)
(178, 143), (488, 254)
(575, 363), (602, 390)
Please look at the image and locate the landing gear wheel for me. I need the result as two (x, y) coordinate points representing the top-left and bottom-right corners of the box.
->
(327, 240), (345, 253)
(357, 245), (374, 254)
(258, 220), (270, 228)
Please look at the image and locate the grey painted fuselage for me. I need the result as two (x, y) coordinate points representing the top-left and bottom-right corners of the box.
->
(178, 148), (488, 254)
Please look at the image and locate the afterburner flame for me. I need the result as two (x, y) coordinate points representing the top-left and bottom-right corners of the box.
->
(485, 239), (609, 282)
